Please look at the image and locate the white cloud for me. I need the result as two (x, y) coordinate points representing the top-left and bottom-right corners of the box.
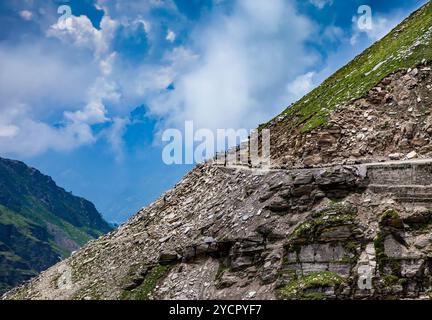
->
(364, 16), (400, 41)
(309, 0), (333, 9)
(41, 14), (125, 158)
(0, 102), (96, 157)
(19, 10), (33, 21)
(166, 29), (176, 42)
(136, 18), (151, 33)
(350, 12), (404, 45)
(285, 72), (316, 101)
(1, 5), (157, 159)
(130, 46), (198, 97)
(104, 117), (130, 162)
(47, 14), (118, 59)
(0, 0), (335, 159)
(0, 125), (19, 138)
(0, 43), (97, 112)
(0, 38), (112, 158)
(65, 77), (120, 125)
(146, 0), (318, 132)
(96, 0), (177, 17)
(100, 52), (117, 76)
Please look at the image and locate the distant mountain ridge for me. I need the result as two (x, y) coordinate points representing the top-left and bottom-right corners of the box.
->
(0, 157), (111, 294)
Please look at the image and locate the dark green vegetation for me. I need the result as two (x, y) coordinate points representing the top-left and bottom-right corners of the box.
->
(121, 264), (171, 300)
(289, 203), (357, 243)
(374, 209), (404, 280)
(0, 157), (111, 294)
(263, 2), (432, 132)
(277, 271), (346, 300)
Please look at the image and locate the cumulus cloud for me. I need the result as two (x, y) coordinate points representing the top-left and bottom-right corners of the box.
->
(47, 14), (118, 59)
(0, 0), (336, 159)
(146, 0), (318, 133)
(0, 102), (96, 157)
(0, 44), (96, 108)
(0, 20), (114, 158)
(100, 52), (117, 76)
(285, 72), (316, 101)
(132, 46), (198, 96)
(0, 7), (137, 159)
(65, 77), (120, 125)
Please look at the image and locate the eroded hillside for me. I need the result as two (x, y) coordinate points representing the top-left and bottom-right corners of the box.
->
(5, 159), (432, 300)
(269, 62), (432, 167)
(3, 1), (432, 300)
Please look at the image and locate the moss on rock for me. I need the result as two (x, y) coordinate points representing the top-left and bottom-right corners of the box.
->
(120, 264), (171, 300)
(380, 209), (404, 229)
(289, 203), (357, 244)
(277, 271), (346, 300)
(374, 213), (403, 275)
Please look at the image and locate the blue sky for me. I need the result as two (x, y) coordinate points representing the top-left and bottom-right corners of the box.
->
(0, 0), (427, 223)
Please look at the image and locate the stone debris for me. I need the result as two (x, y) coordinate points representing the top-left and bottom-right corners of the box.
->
(4, 158), (432, 300)
(3, 46), (432, 302)
(388, 153), (403, 160)
(406, 151), (418, 159)
(267, 63), (432, 168)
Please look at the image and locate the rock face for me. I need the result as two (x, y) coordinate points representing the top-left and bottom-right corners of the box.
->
(4, 2), (432, 300)
(264, 1), (432, 168)
(4, 161), (432, 300)
(0, 157), (112, 294)
(269, 63), (432, 168)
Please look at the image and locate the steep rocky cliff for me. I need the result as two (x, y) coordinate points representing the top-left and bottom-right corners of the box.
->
(265, 1), (432, 167)
(3, 2), (432, 300)
(0, 157), (112, 294)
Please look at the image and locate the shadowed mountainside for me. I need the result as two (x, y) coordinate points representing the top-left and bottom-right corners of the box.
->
(0, 157), (112, 294)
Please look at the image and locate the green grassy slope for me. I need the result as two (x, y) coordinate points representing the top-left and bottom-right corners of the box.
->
(264, 1), (432, 133)
(0, 157), (112, 294)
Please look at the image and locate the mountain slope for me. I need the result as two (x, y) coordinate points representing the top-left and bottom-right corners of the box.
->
(3, 2), (432, 300)
(264, 1), (432, 133)
(265, 2), (432, 167)
(0, 157), (112, 294)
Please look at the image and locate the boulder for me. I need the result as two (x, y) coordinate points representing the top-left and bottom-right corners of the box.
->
(159, 251), (180, 264)
(406, 151), (418, 159)
(388, 153), (403, 160)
